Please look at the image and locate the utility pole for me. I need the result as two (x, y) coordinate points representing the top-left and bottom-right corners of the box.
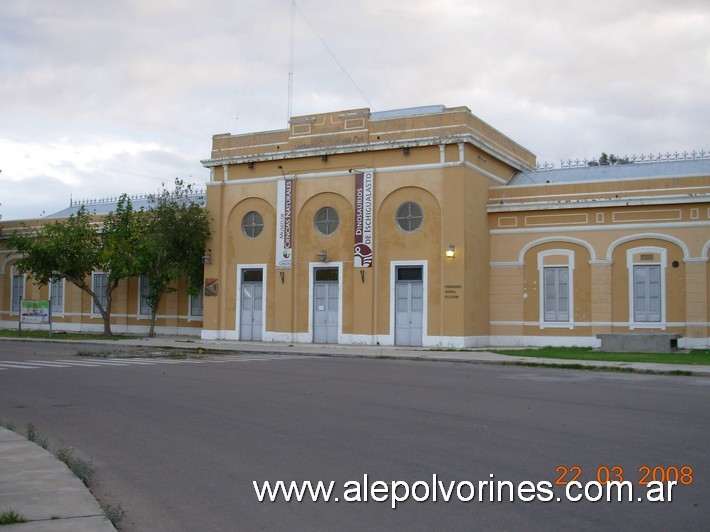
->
(287, 0), (296, 124)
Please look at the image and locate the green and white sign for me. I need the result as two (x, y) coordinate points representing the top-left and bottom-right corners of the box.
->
(21, 299), (50, 324)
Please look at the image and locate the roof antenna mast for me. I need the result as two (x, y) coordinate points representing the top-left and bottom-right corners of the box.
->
(287, 0), (296, 124)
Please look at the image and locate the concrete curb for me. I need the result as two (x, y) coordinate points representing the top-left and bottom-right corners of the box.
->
(2, 335), (708, 376)
(0, 428), (115, 531)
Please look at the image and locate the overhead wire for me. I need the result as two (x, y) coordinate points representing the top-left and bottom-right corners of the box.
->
(294, 3), (373, 110)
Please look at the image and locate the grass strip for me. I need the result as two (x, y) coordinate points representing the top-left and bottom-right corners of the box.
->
(506, 360), (694, 376)
(0, 329), (138, 341)
(491, 346), (710, 365)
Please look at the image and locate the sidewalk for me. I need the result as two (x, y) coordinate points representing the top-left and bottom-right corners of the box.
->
(1, 336), (708, 531)
(63, 334), (710, 377)
(0, 428), (115, 531)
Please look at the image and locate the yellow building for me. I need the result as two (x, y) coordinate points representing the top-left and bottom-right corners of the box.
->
(200, 105), (710, 348)
(2, 104), (709, 347)
(489, 159), (710, 348)
(0, 199), (204, 336)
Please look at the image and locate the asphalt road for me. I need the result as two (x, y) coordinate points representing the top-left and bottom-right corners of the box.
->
(1, 340), (708, 531)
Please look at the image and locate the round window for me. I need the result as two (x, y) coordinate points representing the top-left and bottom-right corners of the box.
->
(315, 207), (339, 236)
(396, 202), (423, 232)
(241, 211), (264, 239)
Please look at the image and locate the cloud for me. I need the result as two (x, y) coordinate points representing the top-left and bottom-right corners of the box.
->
(1, 0), (709, 220)
(0, 135), (203, 220)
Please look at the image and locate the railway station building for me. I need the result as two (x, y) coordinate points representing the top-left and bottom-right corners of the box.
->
(2, 105), (709, 347)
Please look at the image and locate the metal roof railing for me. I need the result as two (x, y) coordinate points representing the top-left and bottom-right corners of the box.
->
(536, 150), (710, 171)
(69, 191), (205, 208)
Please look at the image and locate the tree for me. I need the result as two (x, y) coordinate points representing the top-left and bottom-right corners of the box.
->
(588, 152), (632, 166)
(139, 179), (211, 337)
(7, 196), (142, 336)
(100, 195), (146, 332)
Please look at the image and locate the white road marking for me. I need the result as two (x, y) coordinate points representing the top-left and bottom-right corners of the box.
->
(0, 354), (311, 372)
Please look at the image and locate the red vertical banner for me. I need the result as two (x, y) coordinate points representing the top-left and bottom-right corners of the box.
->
(354, 170), (374, 267)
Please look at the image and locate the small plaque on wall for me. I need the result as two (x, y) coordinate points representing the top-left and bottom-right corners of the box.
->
(205, 278), (218, 296)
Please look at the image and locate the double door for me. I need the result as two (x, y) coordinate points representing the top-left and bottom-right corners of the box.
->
(240, 270), (263, 341)
(313, 268), (339, 344)
(395, 266), (423, 346)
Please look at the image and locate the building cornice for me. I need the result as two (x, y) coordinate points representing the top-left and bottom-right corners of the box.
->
(202, 133), (533, 173)
(206, 159), (510, 187)
(487, 193), (710, 213)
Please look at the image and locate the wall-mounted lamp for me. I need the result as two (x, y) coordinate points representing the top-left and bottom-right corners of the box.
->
(445, 244), (455, 259)
(321, 154), (328, 162)
(317, 249), (328, 263)
(247, 161), (254, 169)
(403, 147), (410, 155)
(202, 250), (213, 265)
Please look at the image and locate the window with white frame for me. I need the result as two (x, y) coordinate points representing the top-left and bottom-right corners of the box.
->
(543, 267), (569, 322)
(92, 273), (109, 315)
(189, 287), (204, 317)
(537, 250), (574, 327)
(139, 275), (152, 316)
(11, 269), (25, 313)
(627, 247), (665, 326)
(633, 265), (661, 322)
(50, 278), (64, 314)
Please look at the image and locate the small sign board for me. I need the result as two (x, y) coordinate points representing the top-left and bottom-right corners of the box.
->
(21, 299), (50, 324)
(204, 279), (218, 296)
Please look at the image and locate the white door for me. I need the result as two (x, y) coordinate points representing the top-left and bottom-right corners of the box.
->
(313, 268), (339, 343)
(395, 267), (423, 346)
(240, 270), (263, 341)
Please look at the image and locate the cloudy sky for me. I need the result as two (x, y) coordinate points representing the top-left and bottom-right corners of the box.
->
(2, 0), (709, 220)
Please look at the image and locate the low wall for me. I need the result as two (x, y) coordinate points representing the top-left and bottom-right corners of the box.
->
(596, 333), (681, 353)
